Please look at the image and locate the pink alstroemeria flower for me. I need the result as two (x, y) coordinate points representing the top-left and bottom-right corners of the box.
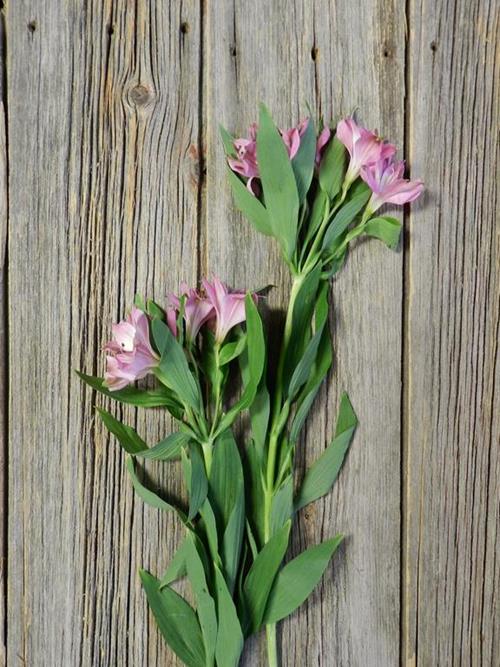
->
(202, 277), (250, 343)
(228, 123), (260, 194)
(104, 307), (159, 391)
(280, 118), (308, 159)
(361, 158), (424, 213)
(229, 118), (326, 194)
(336, 117), (396, 185)
(168, 283), (215, 341)
(315, 126), (331, 166)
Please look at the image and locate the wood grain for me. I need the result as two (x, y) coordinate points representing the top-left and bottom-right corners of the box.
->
(0, 5), (7, 661)
(205, 1), (405, 664)
(6, 2), (201, 665)
(403, 0), (500, 665)
(3, 0), (499, 666)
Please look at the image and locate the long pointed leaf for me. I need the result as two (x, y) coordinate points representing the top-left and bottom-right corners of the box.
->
(295, 393), (357, 511)
(126, 456), (186, 521)
(185, 535), (217, 667)
(152, 319), (200, 410)
(257, 104), (299, 259)
(190, 444), (209, 520)
(227, 167), (272, 236)
(77, 371), (179, 410)
(291, 118), (316, 203)
(140, 570), (206, 667)
(214, 566), (244, 667)
(263, 534), (343, 623)
(221, 490), (245, 593)
(160, 538), (188, 588)
(242, 521), (291, 635)
(97, 408), (189, 460)
(215, 295), (265, 434)
(97, 407), (146, 454)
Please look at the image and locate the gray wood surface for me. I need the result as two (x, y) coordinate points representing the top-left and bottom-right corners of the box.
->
(403, 1), (499, 665)
(3, 1), (498, 666)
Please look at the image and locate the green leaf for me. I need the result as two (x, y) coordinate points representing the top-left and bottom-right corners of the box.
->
(219, 334), (247, 366)
(246, 521), (259, 559)
(270, 476), (294, 535)
(134, 293), (146, 311)
(242, 521), (291, 635)
(146, 298), (166, 320)
(126, 456), (185, 519)
(319, 137), (347, 199)
(227, 167), (272, 236)
(257, 104), (299, 260)
(140, 570), (206, 667)
(77, 371), (178, 409)
(186, 443), (208, 521)
(295, 393), (357, 511)
(263, 534), (344, 624)
(287, 314), (325, 400)
(199, 499), (220, 566)
(221, 490), (245, 593)
(242, 443), (266, 548)
(364, 215), (402, 249)
(249, 383), (270, 457)
(208, 430), (244, 531)
(152, 319), (200, 411)
(287, 283), (329, 401)
(219, 124), (237, 157)
(160, 538), (188, 588)
(96, 407), (147, 454)
(215, 295), (265, 434)
(283, 263), (322, 391)
(291, 118), (316, 203)
(141, 431), (190, 461)
(323, 248), (348, 278)
(290, 308), (333, 443)
(214, 566), (244, 667)
(97, 408), (189, 460)
(334, 390), (358, 433)
(185, 535), (218, 667)
(303, 188), (328, 249)
(322, 185), (371, 252)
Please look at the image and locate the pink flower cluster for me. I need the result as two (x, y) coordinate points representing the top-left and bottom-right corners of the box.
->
(228, 115), (423, 211)
(336, 117), (424, 212)
(228, 119), (330, 194)
(167, 278), (248, 344)
(104, 307), (159, 391)
(104, 278), (250, 390)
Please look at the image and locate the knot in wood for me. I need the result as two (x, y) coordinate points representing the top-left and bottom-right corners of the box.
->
(129, 84), (153, 107)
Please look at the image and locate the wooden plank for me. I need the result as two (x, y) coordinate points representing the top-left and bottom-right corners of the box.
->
(403, 1), (500, 664)
(6, 2), (201, 665)
(205, 1), (406, 664)
(0, 5), (7, 662)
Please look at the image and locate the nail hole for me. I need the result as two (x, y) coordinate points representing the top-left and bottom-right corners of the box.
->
(430, 41), (438, 52)
(230, 44), (237, 57)
(180, 21), (190, 34)
(27, 20), (37, 33)
(383, 48), (390, 58)
(107, 24), (114, 36)
(311, 46), (319, 62)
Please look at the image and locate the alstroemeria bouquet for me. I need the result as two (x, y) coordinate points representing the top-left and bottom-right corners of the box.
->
(79, 105), (423, 667)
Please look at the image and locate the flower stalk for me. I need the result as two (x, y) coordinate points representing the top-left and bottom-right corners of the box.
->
(79, 105), (423, 667)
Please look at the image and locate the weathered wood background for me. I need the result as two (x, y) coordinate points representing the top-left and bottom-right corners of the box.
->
(1, 0), (498, 665)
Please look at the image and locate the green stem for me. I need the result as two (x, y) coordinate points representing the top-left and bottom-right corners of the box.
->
(264, 273), (303, 504)
(266, 623), (279, 667)
(301, 191), (346, 274)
